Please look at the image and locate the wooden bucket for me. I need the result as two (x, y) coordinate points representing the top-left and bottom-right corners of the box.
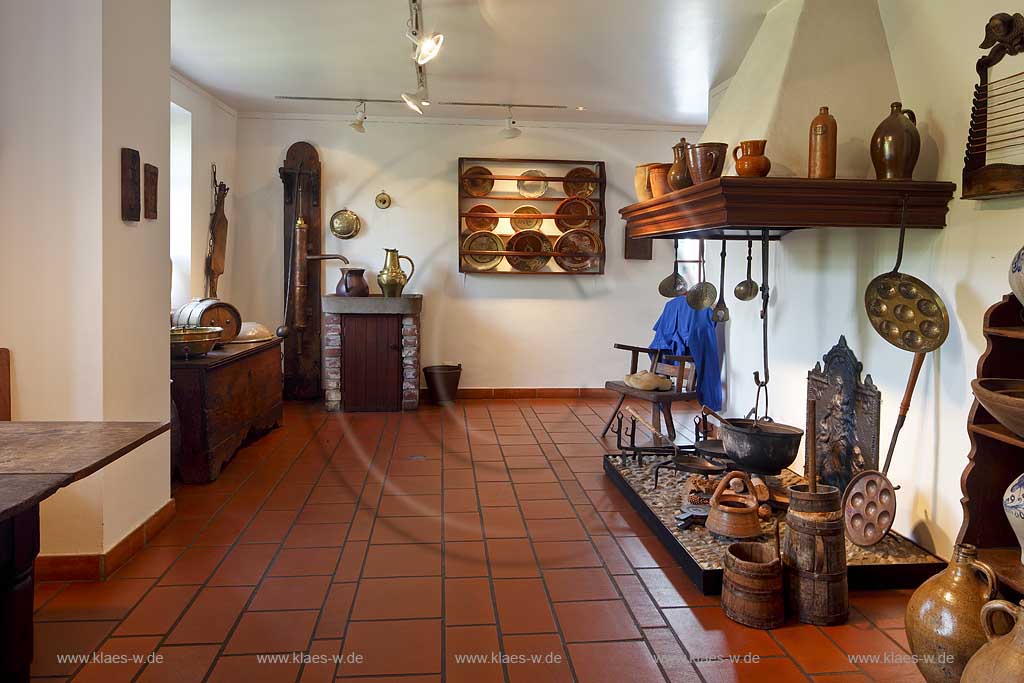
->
(171, 298), (242, 344)
(783, 483), (849, 625)
(722, 541), (784, 629)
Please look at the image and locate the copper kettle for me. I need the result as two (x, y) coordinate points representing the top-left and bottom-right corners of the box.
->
(706, 472), (763, 539)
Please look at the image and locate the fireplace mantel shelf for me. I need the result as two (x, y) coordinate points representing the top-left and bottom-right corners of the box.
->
(621, 177), (957, 241)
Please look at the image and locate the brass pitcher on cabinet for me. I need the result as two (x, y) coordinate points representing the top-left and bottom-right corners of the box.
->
(378, 248), (415, 297)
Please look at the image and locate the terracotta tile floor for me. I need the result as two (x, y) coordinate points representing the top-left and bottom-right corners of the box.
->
(31, 399), (924, 682)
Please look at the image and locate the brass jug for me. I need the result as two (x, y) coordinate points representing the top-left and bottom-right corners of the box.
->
(377, 248), (415, 297)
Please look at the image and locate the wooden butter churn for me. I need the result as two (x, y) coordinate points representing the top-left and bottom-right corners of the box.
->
(783, 399), (849, 625)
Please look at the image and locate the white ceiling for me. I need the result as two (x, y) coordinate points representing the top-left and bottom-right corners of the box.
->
(171, 0), (776, 125)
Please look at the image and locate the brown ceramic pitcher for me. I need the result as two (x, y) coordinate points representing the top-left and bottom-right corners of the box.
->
(686, 142), (728, 184)
(668, 138), (693, 191)
(732, 140), (771, 177)
(904, 543), (998, 683)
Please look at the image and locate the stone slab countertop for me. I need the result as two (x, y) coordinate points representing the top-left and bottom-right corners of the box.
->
(322, 294), (422, 315)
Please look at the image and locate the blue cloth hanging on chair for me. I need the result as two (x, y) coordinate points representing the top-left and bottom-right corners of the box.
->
(649, 297), (723, 411)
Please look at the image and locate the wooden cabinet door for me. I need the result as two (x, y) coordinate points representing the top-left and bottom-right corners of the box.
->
(342, 315), (401, 412)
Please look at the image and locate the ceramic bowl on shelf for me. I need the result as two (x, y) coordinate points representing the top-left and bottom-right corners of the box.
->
(972, 378), (1024, 438)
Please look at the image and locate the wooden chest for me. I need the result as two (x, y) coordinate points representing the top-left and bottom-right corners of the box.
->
(171, 339), (282, 483)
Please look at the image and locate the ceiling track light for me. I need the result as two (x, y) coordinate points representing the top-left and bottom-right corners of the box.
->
(500, 106), (522, 139)
(349, 101), (367, 133)
(407, 0), (444, 65)
(401, 72), (429, 115)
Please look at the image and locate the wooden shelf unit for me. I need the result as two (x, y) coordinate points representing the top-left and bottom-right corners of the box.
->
(458, 157), (607, 275)
(958, 294), (1024, 598)
(619, 176), (957, 241)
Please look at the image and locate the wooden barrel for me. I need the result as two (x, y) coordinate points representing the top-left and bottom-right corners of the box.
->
(722, 541), (784, 629)
(172, 298), (242, 344)
(783, 483), (849, 625)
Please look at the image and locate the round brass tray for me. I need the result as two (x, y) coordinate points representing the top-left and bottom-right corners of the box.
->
(330, 209), (361, 239)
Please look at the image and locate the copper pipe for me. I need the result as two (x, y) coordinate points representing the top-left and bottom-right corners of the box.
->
(292, 215), (308, 330)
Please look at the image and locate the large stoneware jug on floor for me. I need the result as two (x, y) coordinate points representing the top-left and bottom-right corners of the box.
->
(961, 599), (1024, 682)
(904, 543), (997, 682)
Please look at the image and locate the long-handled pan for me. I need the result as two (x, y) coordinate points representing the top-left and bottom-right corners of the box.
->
(658, 239), (688, 298)
(844, 198), (950, 546)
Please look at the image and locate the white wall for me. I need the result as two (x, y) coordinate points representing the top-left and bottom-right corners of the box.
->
(170, 103), (193, 308)
(170, 71), (238, 304)
(229, 115), (701, 389)
(709, 0), (1024, 558)
(0, 0), (171, 555)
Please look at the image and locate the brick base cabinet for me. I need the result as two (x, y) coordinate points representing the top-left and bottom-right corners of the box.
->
(321, 295), (422, 413)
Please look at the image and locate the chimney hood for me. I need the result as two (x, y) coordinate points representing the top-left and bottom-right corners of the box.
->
(620, 0), (955, 242)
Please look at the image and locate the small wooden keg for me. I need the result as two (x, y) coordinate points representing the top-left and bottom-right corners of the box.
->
(722, 541), (784, 629)
(783, 483), (849, 625)
(172, 298), (242, 344)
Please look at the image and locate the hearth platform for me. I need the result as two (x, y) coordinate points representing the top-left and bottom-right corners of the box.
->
(604, 455), (945, 594)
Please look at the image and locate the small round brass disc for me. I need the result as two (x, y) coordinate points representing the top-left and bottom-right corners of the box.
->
(375, 191), (392, 209)
(864, 272), (949, 353)
(330, 209), (361, 239)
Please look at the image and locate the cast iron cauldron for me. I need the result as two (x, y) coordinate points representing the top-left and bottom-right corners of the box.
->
(703, 408), (803, 475)
(721, 419), (803, 475)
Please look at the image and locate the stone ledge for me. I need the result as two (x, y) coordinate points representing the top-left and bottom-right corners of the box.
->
(322, 294), (422, 315)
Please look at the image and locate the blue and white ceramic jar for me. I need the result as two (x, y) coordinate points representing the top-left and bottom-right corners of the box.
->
(1010, 246), (1024, 308)
(1005, 473), (1024, 563)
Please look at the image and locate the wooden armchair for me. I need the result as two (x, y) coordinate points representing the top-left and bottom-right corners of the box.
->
(601, 343), (697, 440)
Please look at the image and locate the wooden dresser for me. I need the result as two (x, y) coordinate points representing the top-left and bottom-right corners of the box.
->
(171, 338), (282, 483)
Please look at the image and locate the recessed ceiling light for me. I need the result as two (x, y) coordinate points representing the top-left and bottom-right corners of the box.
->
(575, 106), (586, 111)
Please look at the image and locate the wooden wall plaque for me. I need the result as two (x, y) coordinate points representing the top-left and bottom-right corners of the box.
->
(144, 164), (158, 219)
(121, 148), (140, 222)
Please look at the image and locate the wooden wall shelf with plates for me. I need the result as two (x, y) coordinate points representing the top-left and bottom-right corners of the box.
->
(458, 157), (607, 275)
(958, 294), (1024, 597)
(619, 176), (956, 242)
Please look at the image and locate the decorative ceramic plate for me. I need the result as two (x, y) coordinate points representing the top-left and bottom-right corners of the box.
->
(563, 167), (598, 198)
(517, 169), (549, 198)
(554, 229), (603, 272)
(461, 231), (504, 271)
(510, 205), (542, 231)
(462, 166), (494, 197)
(554, 197), (597, 232)
(506, 230), (552, 272)
(329, 209), (361, 239)
(465, 204), (498, 231)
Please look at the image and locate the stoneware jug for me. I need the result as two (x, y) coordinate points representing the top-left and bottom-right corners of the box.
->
(1003, 472), (1024, 563)
(733, 139), (771, 177)
(961, 600), (1024, 682)
(335, 268), (370, 297)
(904, 543), (998, 682)
(634, 163), (656, 202)
(686, 142), (728, 185)
(1010, 245), (1024, 309)
(667, 138), (693, 191)
(870, 101), (920, 180)
(648, 164), (673, 198)
(377, 248), (415, 298)
(808, 106), (837, 178)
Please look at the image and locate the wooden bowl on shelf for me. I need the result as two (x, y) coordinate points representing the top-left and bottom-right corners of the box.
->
(972, 378), (1024, 438)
